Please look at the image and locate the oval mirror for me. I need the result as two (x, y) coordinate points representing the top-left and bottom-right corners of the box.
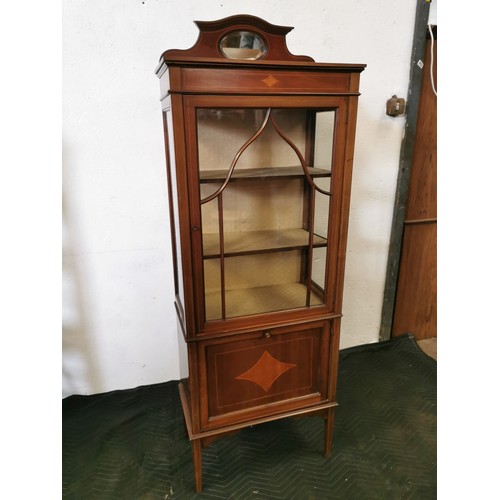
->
(219, 31), (267, 60)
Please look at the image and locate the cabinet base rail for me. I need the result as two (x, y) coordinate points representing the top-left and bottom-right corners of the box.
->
(179, 382), (338, 493)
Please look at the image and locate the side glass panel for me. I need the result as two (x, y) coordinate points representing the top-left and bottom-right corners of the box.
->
(311, 110), (336, 294)
(165, 109), (185, 319)
(196, 108), (336, 322)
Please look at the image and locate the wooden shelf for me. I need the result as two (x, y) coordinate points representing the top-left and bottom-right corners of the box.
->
(200, 166), (330, 183)
(203, 228), (327, 258)
(205, 282), (323, 321)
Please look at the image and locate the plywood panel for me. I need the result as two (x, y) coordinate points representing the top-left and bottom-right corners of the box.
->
(405, 38), (437, 221)
(392, 223), (437, 339)
(391, 35), (437, 341)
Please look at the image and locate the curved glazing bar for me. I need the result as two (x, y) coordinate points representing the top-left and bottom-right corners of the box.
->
(269, 113), (332, 197)
(200, 108), (272, 205)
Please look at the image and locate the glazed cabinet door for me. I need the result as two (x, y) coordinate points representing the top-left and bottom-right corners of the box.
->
(184, 96), (348, 332)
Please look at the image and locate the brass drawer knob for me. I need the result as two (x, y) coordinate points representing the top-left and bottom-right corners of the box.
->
(264, 331), (271, 339)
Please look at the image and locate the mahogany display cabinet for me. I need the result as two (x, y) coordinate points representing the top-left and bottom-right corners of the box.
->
(155, 15), (365, 492)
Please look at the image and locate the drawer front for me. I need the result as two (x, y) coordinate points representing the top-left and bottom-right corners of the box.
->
(178, 68), (351, 94)
(200, 321), (331, 427)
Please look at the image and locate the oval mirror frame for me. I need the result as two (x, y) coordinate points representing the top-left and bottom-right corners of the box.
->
(219, 31), (268, 60)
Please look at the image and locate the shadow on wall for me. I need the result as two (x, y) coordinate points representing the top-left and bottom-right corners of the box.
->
(62, 148), (102, 397)
(340, 106), (400, 347)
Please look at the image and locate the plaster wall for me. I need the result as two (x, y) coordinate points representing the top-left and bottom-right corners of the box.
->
(63, 0), (419, 396)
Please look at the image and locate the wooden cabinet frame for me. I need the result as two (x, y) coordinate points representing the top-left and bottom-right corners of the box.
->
(156, 15), (364, 492)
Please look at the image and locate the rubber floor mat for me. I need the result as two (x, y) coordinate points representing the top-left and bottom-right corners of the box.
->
(62, 334), (436, 499)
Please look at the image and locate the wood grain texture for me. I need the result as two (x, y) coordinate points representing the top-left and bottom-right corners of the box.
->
(392, 223), (437, 339)
(157, 15), (364, 492)
(157, 14), (314, 66)
(205, 282), (323, 321)
(199, 166), (330, 182)
(202, 228), (327, 258)
(200, 321), (330, 428)
(405, 39), (437, 221)
(179, 68), (352, 95)
(392, 36), (437, 341)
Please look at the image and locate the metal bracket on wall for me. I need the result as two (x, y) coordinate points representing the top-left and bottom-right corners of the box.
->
(386, 95), (406, 117)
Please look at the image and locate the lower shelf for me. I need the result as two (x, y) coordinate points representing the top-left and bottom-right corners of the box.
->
(202, 228), (327, 258)
(205, 282), (323, 320)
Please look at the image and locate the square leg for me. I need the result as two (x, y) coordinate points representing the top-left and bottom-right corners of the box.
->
(192, 439), (202, 493)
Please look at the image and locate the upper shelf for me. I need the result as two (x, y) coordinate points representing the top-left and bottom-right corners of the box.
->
(199, 166), (330, 183)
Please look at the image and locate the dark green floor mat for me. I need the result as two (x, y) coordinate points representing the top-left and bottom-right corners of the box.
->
(62, 334), (436, 499)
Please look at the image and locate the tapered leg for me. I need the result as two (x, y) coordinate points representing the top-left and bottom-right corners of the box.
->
(323, 407), (335, 457)
(192, 439), (202, 493)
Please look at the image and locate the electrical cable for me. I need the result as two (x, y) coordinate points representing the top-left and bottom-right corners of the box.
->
(428, 24), (437, 97)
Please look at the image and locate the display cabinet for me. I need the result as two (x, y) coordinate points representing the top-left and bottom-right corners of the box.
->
(155, 15), (365, 492)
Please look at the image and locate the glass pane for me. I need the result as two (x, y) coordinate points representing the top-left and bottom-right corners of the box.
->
(311, 190), (330, 294)
(204, 258), (222, 321)
(313, 110), (336, 174)
(310, 111), (336, 298)
(165, 109), (185, 317)
(196, 107), (336, 321)
(219, 31), (267, 60)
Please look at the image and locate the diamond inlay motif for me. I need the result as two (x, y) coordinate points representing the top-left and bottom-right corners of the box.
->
(235, 350), (296, 392)
(262, 75), (279, 87)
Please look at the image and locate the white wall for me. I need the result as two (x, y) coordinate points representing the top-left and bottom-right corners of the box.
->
(429, 0), (437, 25)
(62, 0), (418, 397)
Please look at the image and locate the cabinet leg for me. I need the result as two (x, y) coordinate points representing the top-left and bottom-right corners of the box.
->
(323, 408), (335, 457)
(192, 439), (202, 493)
